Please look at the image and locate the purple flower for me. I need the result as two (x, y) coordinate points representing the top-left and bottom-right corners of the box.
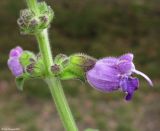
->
(9, 46), (23, 58)
(86, 53), (153, 101)
(8, 46), (23, 77)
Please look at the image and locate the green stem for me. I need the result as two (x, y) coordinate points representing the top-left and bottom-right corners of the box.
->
(36, 29), (53, 75)
(26, 0), (39, 15)
(36, 30), (78, 131)
(26, 0), (78, 130)
(46, 77), (78, 131)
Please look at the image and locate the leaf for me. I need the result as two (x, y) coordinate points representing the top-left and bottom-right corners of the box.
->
(15, 77), (25, 91)
(85, 129), (99, 131)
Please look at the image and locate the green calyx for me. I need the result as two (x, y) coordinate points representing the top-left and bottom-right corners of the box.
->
(17, 1), (54, 35)
(51, 54), (69, 76)
(16, 52), (45, 91)
(85, 129), (99, 131)
(69, 53), (97, 72)
(19, 51), (36, 66)
(52, 53), (97, 81)
(19, 51), (45, 78)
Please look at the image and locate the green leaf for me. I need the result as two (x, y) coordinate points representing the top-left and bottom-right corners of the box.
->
(15, 77), (25, 91)
(85, 129), (99, 131)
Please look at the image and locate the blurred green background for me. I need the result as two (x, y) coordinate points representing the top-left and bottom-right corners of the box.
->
(0, 0), (160, 131)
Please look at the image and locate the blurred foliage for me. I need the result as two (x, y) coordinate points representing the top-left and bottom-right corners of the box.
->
(0, 0), (160, 131)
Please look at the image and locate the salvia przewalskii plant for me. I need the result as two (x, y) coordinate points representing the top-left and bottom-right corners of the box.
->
(7, 0), (153, 131)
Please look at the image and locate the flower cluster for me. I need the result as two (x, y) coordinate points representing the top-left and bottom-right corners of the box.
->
(8, 47), (152, 101)
(17, 2), (54, 34)
(86, 53), (153, 101)
(8, 46), (45, 79)
(7, 46), (24, 77)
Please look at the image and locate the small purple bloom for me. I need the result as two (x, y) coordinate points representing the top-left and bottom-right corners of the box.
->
(9, 46), (23, 58)
(86, 53), (153, 101)
(8, 46), (23, 77)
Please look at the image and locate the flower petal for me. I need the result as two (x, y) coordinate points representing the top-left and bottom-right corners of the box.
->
(8, 58), (23, 77)
(97, 57), (118, 66)
(86, 65), (120, 92)
(120, 77), (139, 101)
(89, 64), (120, 82)
(133, 69), (153, 87)
(117, 60), (134, 75)
(87, 72), (120, 92)
(9, 46), (23, 58)
(125, 93), (133, 101)
(119, 53), (134, 62)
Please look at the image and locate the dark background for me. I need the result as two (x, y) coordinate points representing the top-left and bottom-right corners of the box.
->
(0, 0), (160, 131)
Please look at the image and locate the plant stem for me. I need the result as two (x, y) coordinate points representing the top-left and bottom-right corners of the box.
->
(46, 77), (78, 131)
(36, 29), (53, 75)
(26, 0), (78, 130)
(36, 30), (78, 131)
(26, 0), (39, 15)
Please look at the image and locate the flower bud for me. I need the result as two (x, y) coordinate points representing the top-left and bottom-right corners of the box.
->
(9, 46), (23, 58)
(8, 47), (46, 90)
(50, 54), (69, 76)
(8, 47), (45, 79)
(8, 46), (24, 77)
(26, 62), (44, 77)
(8, 58), (24, 77)
(26, 63), (35, 74)
(20, 52), (45, 77)
(51, 64), (61, 75)
(17, 2), (54, 34)
(54, 54), (69, 68)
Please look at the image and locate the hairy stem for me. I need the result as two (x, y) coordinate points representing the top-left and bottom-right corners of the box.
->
(26, 0), (78, 130)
